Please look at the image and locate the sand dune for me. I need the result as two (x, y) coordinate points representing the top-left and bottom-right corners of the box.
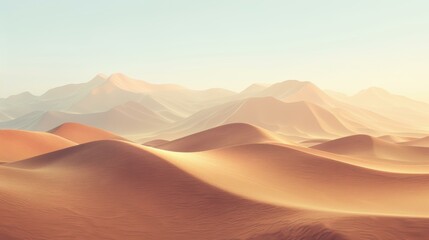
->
(157, 123), (286, 152)
(378, 134), (417, 143)
(0, 129), (76, 162)
(156, 142), (429, 216)
(401, 136), (429, 147)
(1, 140), (429, 239)
(313, 134), (429, 162)
(143, 139), (170, 147)
(49, 122), (127, 143)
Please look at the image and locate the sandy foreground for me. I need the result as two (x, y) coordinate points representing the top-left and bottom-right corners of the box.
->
(1, 123), (429, 239)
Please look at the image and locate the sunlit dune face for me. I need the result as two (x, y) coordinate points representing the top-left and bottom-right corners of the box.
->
(0, 130), (76, 162)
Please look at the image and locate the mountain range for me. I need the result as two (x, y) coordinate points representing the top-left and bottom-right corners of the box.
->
(2, 73), (428, 142)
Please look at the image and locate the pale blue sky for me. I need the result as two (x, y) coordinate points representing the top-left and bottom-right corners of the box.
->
(1, 0), (428, 99)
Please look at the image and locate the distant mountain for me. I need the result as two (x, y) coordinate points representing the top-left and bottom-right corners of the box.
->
(238, 80), (338, 107)
(0, 101), (176, 135)
(0, 111), (11, 122)
(1, 75), (427, 140)
(0, 73), (236, 119)
(342, 87), (429, 127)
(154, 97), (354, 140)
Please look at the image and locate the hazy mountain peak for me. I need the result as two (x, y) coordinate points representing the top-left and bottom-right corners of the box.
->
(6, 91), (36, 101)
(98, 73), (184, 93)
(356, 87), (390, 96)
(240, 83), (270, 94)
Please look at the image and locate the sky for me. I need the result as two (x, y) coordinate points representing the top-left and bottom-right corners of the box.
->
(1, 0), (428, 100)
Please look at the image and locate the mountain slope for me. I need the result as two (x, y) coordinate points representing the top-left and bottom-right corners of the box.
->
(241, 80), (338, 107)
(37, 102), (173, 134)
(347, 87), (429, 127)
(157, 97), (354, 140)
(0, 112), (11, 122)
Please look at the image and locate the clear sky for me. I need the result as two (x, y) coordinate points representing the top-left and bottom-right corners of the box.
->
(1, 0), (428, 99)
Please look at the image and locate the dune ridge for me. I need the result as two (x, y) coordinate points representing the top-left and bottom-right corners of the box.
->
(313, 134), (429, 162)
(49, 122), (127, 143)
(157, 123), (288, 152)
(1, 139), (429, 239)
(0, 129), (76, 162)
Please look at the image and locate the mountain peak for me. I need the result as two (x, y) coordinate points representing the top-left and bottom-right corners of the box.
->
(6, 91), (36, 101)
(356, 87), (390, 96)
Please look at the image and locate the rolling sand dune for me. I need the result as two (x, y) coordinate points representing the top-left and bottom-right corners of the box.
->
(312, 134), (429, 162)
(143, 139), (170, 147)
(401, 136), (429, 147)
(157, 123), (287, 152)
(378, 134), (417, 143)
(0, 129), (76, 162)
(162, 143), (429, 216)
(1, 140), (429, 239)
(49, 122), (127, 143)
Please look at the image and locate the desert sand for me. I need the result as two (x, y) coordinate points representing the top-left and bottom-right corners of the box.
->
(1, 135), (429, 239)
(0, 129), (76, 162)
(49, 122), (127, 143)
(1, 75), (429, 239)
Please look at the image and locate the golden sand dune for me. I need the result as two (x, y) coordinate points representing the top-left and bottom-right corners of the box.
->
(163, 143), (429, 216)
(401, 136), (429, 147)
(0, 129), (76, 162)
(143, 139), (170, 147)
(157, 123), (287, 152)
(378, 134), (417, 143)
(49, 122), (126, 143)
(1, 140), (429, 239)
(312, 134), (429, 162)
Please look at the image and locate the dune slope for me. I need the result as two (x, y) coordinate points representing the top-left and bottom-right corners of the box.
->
(1, 140), (429, 239)
(157, 123), (286, 152)
(49, 122), (127, 143)
(312, 134), (429, 162)
(0, 130), (76, 162)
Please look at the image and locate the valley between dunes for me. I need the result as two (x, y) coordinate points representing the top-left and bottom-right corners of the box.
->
(1, 123), (429, 240)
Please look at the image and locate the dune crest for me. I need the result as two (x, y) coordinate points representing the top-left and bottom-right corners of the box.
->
(313, 134), (429, 162)
(1, 139), (429, 239)
(157, 123), (287, 152)
(49, 122), (126, 143)
(0, 129), (76, 162)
